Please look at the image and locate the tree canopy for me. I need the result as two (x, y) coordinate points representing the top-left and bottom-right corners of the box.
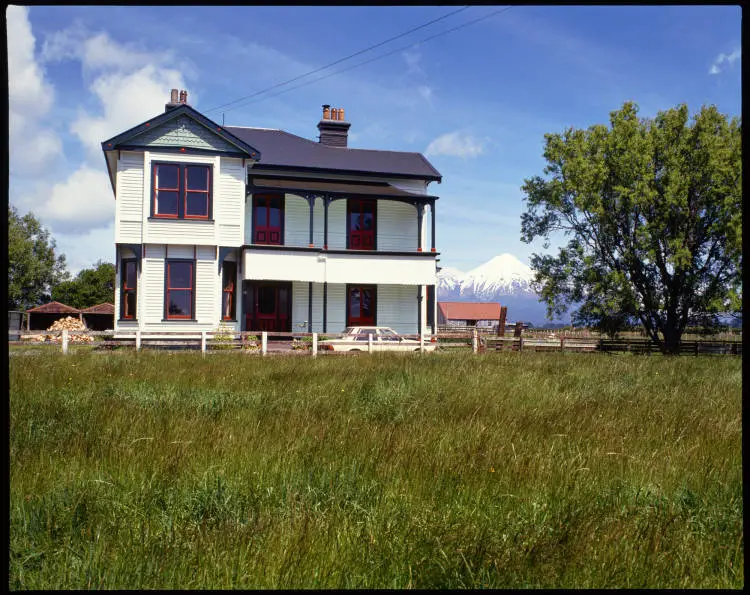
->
(520, 102), (741, 353)
(8, 206), (69, 311)
(52, 260), (116, 309)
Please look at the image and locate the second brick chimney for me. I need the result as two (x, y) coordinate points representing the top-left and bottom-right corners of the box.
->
(317, 104), (351, 147)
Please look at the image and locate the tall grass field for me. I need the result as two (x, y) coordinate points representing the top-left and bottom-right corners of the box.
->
(9, 351), (742, 589)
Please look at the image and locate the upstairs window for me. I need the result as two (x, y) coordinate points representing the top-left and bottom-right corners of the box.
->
(152, 162), (212, 220)
(253, 194), (284, 244)
(348, 199), (376, 250)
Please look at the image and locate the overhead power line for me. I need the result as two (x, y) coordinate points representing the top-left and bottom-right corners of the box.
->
(219, 6), (514, 116)
(203, 6), (472, 114)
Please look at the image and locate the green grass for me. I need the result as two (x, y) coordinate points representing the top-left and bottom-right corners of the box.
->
(10, 351), (742, 589)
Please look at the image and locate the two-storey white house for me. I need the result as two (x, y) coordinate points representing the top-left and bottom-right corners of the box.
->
(102, 90), (441, 337)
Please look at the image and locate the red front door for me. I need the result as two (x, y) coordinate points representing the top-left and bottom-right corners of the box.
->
(243, 282), (291, 332)
(348, 285), (376, 326)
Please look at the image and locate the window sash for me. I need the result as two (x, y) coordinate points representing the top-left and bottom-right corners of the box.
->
(152, 163), (212, 219)
(165, 260), (194, 319)
(121, 259), (138, 320)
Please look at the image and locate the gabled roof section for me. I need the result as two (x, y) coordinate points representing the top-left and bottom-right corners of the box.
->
(81, 302), (115, 314)
(438, 302), (502, 321)
(226, 126), (442, 182)
(27, 301), (80, 314)
(101, 104), (261, 159)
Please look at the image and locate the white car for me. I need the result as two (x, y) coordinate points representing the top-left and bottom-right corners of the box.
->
(318, 326), (437, 352)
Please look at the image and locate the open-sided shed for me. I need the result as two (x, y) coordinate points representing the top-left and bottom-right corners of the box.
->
(26, 301), (82, 330)
(81, 303), (115, 330)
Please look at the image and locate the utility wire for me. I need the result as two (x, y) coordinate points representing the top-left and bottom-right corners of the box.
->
(219, 6), (513, 115)
(203, 6), (471, 114)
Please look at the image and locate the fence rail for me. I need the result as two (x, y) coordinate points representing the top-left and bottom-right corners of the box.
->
(9, 328), (742, 356)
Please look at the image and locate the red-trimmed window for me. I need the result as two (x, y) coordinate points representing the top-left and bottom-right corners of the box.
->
(222, 261), (237, 321)
(347, 285), (376, 326)
(152, 163), (212, 219)
(348, 199), (375, 250)
(253, 194), (283, 244)
(165, 260), (194, 319)
(121, 259), (137, 320)
(185, 165), (210, 218)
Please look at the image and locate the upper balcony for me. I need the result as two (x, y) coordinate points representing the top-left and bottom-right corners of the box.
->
(243, 175), (439, 254)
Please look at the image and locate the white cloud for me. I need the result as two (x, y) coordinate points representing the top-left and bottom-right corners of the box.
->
(7, 5), (62, 175)
(417, 85), (433, 102)
(54, 223), (116, 275)
(709, 49), (741, 75)
(402, 48), (423, 75)
(72, 63), (186, 158)
(425, 131), (487, 158)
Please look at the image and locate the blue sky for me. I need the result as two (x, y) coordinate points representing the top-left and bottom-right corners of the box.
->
(8, 4), (741, 274)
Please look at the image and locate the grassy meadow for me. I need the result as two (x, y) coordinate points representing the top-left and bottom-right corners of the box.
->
(9, 350), (743, 589)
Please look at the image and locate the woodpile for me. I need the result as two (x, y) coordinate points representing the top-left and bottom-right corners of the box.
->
(45, 316), (93, 343)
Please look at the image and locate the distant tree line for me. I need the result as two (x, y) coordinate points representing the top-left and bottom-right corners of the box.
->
(8, 206), (114, 311)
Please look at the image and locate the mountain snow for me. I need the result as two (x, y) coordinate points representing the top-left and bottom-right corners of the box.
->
(438, 254), (535, 300)
(436, 254), (569, 325)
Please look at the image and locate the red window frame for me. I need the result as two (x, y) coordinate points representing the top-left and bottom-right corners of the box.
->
(347, 199), (376, 250)
(252, 194), (284, 245)
(165, 260), (194, 320)
(184, 165), (211, 219)
(151, 162), (212, 220)
(121, 259), (137, 320)
(222, 261), (237, 321)
(153, 163), (180, 218)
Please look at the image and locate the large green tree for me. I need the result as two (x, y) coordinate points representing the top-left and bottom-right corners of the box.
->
(8, 206), (69, 311)
(521, 102), (741, 353)
(52, 261), (115, 309)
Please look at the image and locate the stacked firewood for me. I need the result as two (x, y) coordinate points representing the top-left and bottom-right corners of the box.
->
(45, 316), (94, 343)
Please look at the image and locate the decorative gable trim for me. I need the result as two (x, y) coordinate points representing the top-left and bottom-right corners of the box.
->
(101, 104), (261, 160)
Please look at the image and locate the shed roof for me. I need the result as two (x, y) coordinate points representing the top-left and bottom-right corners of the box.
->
(26, 301), (80, 314)
(438, 302), (502, 321)
(81, 303), (115, 314)
(226, 126), (441, 181)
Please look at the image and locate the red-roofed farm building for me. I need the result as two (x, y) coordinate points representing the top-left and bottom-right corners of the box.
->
(438, 302), (502, 328)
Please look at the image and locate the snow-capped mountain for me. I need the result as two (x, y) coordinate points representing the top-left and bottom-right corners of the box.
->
(437, 254), (571, 325)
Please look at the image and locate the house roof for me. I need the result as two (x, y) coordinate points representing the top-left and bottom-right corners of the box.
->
(250, 177), (437, 201)
(438, 302), (502, 321)
(101, 104), (261, 158)
(26, 301), (80, 314)
(226, 126), (442, 182)
(81, 303), (115, 314)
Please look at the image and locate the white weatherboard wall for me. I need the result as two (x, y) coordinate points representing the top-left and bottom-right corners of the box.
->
(285, 195), (310, 247)
(377, 201), (418, 251)
(130, 244), (221, 332)
(377, 284), (419, 335)
(217, 157), (245, 246)
(115, 152), (144, 243)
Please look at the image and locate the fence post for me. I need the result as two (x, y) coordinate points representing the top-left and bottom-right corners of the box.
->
(419, 333), (424, 353)
(135, 330), (141, 352)
(201, 330), (207, 355)
(261, 331), (267, 356)
(472, 328), (478, 354)
(61, 329), (69, 355)
(312, 332), (317, 357)
(560, 337), (564, 352)
(368, 333), (373, 354)
(519, 336), (523, 352)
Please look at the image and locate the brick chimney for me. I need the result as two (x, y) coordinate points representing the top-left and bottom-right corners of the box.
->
(165, 88), (181, 112)
(317, 104), (351, 147)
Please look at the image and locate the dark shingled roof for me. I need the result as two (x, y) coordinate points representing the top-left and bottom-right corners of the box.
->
(27, 301), (80, 314)
(81, 303), (115, 314)
(225, 127), (442, 182)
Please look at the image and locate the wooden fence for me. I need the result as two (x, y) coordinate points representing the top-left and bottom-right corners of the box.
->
(8, 328), (742, 356)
